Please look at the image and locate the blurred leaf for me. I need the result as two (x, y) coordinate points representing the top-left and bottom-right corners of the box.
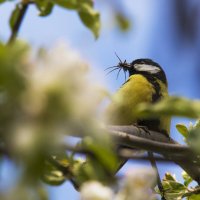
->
(42, 161), (66, 186)
(187, 127), (200, 154)
(0, 42), (28, 98)
(9, 3), (21, 31)
(78, 2), (100, 38)
(0, 0), (6, 4)
(70, 159), (88, 188)
(43, 169), (66, 185)
(182, 171), (193, 187)
(163, 172), (176, 181)
(185, 120), (200, 149)
(54, 0), (100, 38)
(136, 96), (200, 119)
(41, 152), (73, 186)
(53, 0), (78, 9)
(82, 136), (118, 172)
(194, 119), (200, 129)
(115, 13), (131, 31)
(37, 186), (49, 200)
(189, 194), (200, 200)
(55, 155), (71, 168)
(35, 0), (54, 16)
(70, 136), (118, 186)
(74, 157), (116, 187)
(176, 124), (188, 138)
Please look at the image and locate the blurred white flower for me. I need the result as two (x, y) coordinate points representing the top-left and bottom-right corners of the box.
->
(19, 42), (107, 136)
(80, 181), (114, 200)
(21, 42), (89, 117)
(1, 41), (110, 164)
(115, 167), (156, 200)
(12, 124), (36, 155)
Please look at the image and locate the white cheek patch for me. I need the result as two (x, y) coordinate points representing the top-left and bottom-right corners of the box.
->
(134, 64), (161, 74)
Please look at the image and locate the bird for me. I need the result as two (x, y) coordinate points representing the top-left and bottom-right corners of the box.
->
(105, 57), (170, 136)
(105, 58), (172, 200)
(105, 57), (171, 191)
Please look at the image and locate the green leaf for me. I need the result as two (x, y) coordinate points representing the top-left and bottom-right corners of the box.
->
(136, 96), (200, 119)
(162, 182), (187, 200)
(9, 3), (21, 32)
(115, 13), (131, 31)
(42, 161), (66, 186)
(182, 171), (193, 186)
(35, 0), (54, 16)
(176, 124), (188, 138)
(163, 172), (176, 181)
(42, 169), (66, 185)
(187, 127), (200, 154)
(53, 0), (78, 9)
(41, 153), (71, 186)
(54, 0), (100, 38)
(0, 0), (6, 4)
(78, 2), (100, 38)
(160, 173), (188, 200)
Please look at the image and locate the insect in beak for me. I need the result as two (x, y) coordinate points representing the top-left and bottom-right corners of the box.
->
(104, 53), (130, 81)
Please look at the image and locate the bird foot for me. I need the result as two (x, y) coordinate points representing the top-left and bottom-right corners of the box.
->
(132, 123), (150, 135)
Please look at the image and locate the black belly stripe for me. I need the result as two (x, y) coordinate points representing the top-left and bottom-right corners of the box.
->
(136, 73), (163, 132)
(142, 73), (162, 102)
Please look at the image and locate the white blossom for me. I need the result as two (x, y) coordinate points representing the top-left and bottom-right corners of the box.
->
(115, 167), (156, 200)
(80, 181), (114, 200)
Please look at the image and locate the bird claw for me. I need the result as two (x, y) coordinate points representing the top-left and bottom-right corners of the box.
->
(133, 123), (150, 135)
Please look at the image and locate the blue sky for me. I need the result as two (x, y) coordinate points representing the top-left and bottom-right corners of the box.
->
(1, 0), (200, 199)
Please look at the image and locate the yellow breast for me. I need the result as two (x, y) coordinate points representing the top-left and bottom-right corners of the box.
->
(105, 74), (156, 125)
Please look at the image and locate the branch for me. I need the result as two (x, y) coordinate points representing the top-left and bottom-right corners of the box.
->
(107, 125), (200, 185)
(8, 1), (30, 44)
(63, 144), (184, 162)
(118, 148), (177, 162)
(66, 125), (200, 184)
(108, 126), (190, 155)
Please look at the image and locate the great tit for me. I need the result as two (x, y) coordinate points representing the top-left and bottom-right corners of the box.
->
(106, 58), (170, 135)
(105, 58), (170, 198)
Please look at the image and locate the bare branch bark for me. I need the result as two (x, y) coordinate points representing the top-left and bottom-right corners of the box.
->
(107, 125), (200, 185)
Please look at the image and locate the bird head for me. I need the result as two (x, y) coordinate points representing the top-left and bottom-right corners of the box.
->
(116, 58), (167, 85)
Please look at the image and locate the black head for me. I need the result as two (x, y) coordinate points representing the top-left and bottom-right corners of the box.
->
(117, 58), (167, 85)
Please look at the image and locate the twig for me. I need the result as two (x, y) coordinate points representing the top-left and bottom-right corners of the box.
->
(182, 187), (200, 198)
(47, 156), (80, 189)
(47, 156), (71, 174)
(118, 148), (182, 162)
(7, 1), (29, 44)
(148, 152), (166, 200)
